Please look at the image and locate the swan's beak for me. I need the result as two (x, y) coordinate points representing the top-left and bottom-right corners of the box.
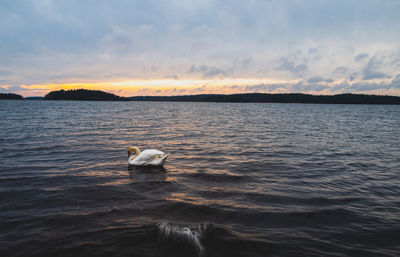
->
(127, 151), (131, 158)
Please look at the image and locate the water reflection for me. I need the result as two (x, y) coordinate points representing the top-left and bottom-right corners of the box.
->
(128, 165), (167, 173)
(128, 165), (168, 183)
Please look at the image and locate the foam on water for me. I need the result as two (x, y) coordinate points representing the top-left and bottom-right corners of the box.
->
(158, 222), (210, 254)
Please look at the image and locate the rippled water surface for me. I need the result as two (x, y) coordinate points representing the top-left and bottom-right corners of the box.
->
(1, 100), (399, 257)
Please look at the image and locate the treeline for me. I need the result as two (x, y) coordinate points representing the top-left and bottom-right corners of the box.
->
(129, 93), (400, 105)
(3, 89), (400, 105)
(0, 93), (23, 99)
(45, 89), (127, 101)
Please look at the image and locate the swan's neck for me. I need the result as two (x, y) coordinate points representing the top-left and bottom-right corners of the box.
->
(133, 147), (141, 156)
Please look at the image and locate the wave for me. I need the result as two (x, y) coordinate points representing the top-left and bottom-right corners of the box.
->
(158, 222), (211, 255)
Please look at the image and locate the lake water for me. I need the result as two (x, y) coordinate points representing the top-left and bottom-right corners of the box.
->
(0, 100), (399, 257)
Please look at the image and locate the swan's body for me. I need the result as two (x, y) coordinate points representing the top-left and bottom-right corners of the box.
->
(128, 147), (168, 166)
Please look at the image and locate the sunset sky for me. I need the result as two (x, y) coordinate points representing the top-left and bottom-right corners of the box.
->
(1, 0), (400, 97)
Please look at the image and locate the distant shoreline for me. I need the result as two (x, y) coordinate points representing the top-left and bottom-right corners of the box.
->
(126, 93), (400, 105)
(1, 89), (400, 105)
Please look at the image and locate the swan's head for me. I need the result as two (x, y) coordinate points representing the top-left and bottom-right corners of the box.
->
(127, 146), (140, 157)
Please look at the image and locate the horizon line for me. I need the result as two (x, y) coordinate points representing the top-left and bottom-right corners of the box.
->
(14, 89), (400, 98)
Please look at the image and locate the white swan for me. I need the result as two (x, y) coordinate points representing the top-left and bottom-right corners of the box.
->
(128, 146), (168, 166)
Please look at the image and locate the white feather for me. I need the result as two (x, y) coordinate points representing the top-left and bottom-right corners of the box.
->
(129, 149), (168, 166)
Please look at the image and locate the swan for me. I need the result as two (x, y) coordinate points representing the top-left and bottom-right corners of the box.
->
(128, 146), (168, 166)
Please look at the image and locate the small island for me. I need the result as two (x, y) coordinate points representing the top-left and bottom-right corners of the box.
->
(45, 89), (127, 101)
(0, 93), (23, 100)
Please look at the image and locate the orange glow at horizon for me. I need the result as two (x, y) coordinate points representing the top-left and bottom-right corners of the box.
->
(14, 77), (400, 97)
(20, 78), (293, 97)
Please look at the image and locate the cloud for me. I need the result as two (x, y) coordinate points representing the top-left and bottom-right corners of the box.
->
(237, 57), (253, 70)
(308, 48), (318, 54)
(1, 1), (400, 95)
(391, 74), (400, 89)
(189, 65), (227, 78)
(164, 74), (179, 80)
(243, 83), (284, 92)
(0, 70), (12, 76)
(333, 66), (349, 74)
(346, 82), (381, 91)
(355, 53), (369, 62)
(363, 70), (390, 80)
(293, 64), (308, 73)
(291, 81), (331, 92)
(307, 76), (334, 83)
(362, 56), (391, 80)
(276, 57), (308, 73)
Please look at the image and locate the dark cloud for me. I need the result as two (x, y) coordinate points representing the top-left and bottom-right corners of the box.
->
(155, 78), (399, 95)
(333, 66), (349, 74)
(211, 79), (398, 94)
(308, 48), (317, 54)
(390, 51), (400, 68)
(362, 56), (391, 80)
(348, 72), (358, 81)
(355, 53), (369, 62)
(189, 65), (227, 78)
(243, 83), (283, 92)
(346, 82), (381, 91)
(277, 57), (308, 73)
(238, 57), (253, 70)
(295, 82), (330, 92)
(164, 74), (179, 80)
(307, 76), (333, 83)
(230, 57), (253, 73)
(327, 80), (399, 92)
(290, 82), (305, 92)
(277, 58), (294, 70)
(310, 84), (330, 92)
(293, 64), (308, 73)
(363, 70), (389, 80)
(391, 74), (400, 89)
(239, 82), (330, 93)
(137, 88), (151, 94)
(195, 85), (207, 92)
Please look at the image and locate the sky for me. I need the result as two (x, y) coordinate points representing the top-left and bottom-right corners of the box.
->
(1, 0), (400, 97)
